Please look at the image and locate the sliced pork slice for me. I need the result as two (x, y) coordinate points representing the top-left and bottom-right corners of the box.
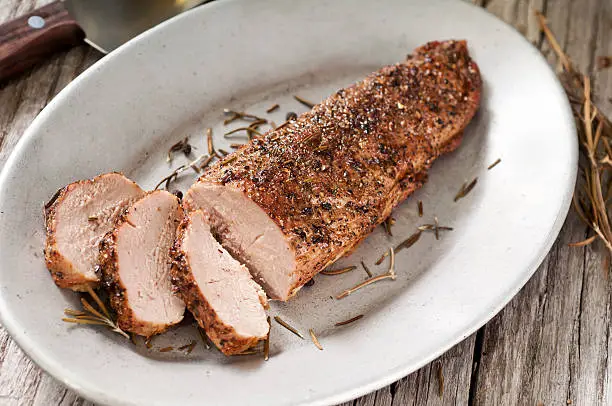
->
(171, 210), (269, 355)
(99, 190), (185, 337)
(44, 172), (144, 291)
(185, 40), (482, 300)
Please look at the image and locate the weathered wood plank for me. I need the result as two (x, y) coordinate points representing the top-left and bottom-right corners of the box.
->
(390, 337), (474, 406)
(471, 213), (586, 405)
(559, 2), (612, 401)
(592, 0), (612, 117)
(471, 1), (612, 406)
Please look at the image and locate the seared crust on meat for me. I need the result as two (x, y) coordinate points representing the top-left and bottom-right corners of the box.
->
(44, 172), (142, 291)
(98, 192), (183, 337)
(170, 212), (268, 355)
(194, 40), (482, 298)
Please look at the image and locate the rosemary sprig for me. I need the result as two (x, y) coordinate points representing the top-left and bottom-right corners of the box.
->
(274, 316), (304, 339)
(537, 11), (612, 257)
(309, 329), (323, 350)
(335, 314), (364, 326)
(320, 265), (356, 276)
(418, 200), (424, 217)
(62, 286), (128, 338)
(337, 247), (396, 299)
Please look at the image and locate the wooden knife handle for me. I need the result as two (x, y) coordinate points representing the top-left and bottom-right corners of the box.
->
(0, 1), (85, 83)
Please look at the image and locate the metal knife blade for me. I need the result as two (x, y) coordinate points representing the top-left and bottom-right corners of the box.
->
(64, 0), (206, 54)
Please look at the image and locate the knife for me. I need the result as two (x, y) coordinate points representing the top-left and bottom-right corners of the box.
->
(0, 0), (206, 83)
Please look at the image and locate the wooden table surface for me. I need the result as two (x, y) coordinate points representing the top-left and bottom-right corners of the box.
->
(1, 0), (611, 405)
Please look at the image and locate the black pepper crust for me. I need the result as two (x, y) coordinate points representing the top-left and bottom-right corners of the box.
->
(197, 40), (482, 298)
(170, 210), (268, 355)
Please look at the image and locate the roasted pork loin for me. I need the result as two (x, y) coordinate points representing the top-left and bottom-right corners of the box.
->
(171, 210), (269, 355)
(44, 173), (144, 291)
(99, 190), (185, 337)
(185, 40), (482, 300)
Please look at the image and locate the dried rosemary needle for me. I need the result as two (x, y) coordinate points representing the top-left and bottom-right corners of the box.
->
(224, 126), (265, 138)
(309, 329), (323, 350)
(320, 265), (356, 276)
(294, 95), (316, 109)
(167, 137), (191, 162)
(274, 316), (304, 339)
(454, 177), (478, 202)
(487, 158), (501, 170)
(266, 104), (280, 113)
(206, 128), (216, 156)
(335, 314), (364, 326)
(375, 230), (422, 265)
(361, 260), (373, 277)
(382, 216), (394, 236)
(178, 341), (197, 354)
(154, 164), (187, 190)
(264, 316), (271, 361)
(62, 286), (128, 339)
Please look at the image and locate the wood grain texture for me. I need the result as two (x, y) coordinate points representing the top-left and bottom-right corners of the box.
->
(0, 0), (609, 405)
(0, 1), (85, 83)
